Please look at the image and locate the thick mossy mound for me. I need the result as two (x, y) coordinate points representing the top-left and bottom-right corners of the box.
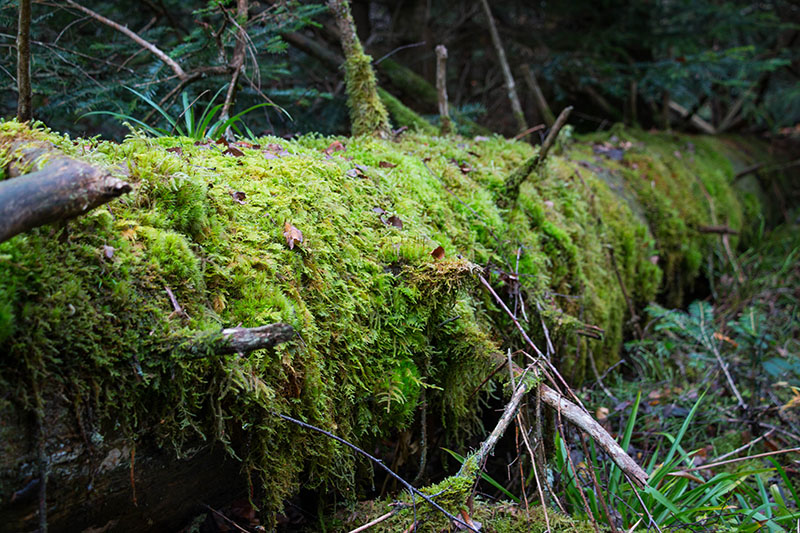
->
(0, 119), (764, 524)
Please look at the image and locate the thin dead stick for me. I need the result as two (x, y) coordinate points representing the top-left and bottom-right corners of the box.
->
(463, 366), (533, 474)
(348, 510), (396, 533)
(516, 412), (550, 532)
(203, 504), (249, 533)
(479, 274), (544, 358)
(512, 124), (546, 141)
(63, 0), (187, 80)
(554, 408), (599, 533)
(624, 474), (662, 533)
(540, 384), (648, 488)
(580, 434), (618, 533)
(520, 64), (554, 127)
(681, 447), (800, 473)
(164, 285), (186, 319)
(274, 413), (478, 532)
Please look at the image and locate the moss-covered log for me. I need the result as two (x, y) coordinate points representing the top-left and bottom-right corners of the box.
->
(0, 118), (794, 531)
(0, 140), (131, 243)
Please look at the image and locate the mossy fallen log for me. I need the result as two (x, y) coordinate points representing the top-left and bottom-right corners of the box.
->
(0, 119), (792, 531)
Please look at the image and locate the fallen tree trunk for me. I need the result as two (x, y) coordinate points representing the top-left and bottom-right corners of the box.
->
(0, 140), (131, 243)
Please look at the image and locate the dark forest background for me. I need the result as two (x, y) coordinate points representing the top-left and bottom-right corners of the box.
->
(1, 0), (798, 140)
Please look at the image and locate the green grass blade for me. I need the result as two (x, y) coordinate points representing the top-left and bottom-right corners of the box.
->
(441, 448), (520, 503)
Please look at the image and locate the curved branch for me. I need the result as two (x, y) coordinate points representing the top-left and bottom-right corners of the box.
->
(63, 0), (187, 81)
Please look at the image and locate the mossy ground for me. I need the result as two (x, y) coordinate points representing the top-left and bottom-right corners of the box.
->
(0, 119), (763, 525)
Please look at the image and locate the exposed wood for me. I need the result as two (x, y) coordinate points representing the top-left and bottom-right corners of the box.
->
(668, 100), (715, 134)
(478, 0), (527, 133)
(435, 44), (452, 135)
(16, 0), (32, 122)
(0, 140), (131, 244)
(213, 323), (295, 355)
(540, 383), (648, 489)
(521, 64), (554, 127)
(500, 106), (572, 207)
(63, 0), (188, 81)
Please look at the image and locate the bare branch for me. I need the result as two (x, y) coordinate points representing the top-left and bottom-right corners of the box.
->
(63, 0), (187, 80)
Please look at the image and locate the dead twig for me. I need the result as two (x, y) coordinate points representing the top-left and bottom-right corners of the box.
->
(274, 412), (478, 532)
(347, 509), (397, 533)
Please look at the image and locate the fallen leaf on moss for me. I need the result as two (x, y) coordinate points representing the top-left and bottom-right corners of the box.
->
(166, 147), (182, 155)
(283, 221), (303, 250)
(324, 140), (345, 155)
(229, 190), (247, 204)
(223, 146), (245, 157)
(431, 246), (445, 260)
(379, 161), (397, 168)
(387, 215), (403, 229)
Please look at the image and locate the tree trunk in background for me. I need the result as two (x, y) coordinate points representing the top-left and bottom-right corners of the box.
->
(328, 0), (391, 138)
(521, 64), (554, 127)
(435, 45), (453, 135)
(16, 0), (32, 122)
(220, 0), (249, 126)
(478, 0), (527, 133)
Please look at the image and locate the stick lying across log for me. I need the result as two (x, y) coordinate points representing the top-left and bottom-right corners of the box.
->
(187, 323), (296, 357)
(0, 140), (131, 243)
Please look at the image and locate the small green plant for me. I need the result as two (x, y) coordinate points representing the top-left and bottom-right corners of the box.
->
(82, 86), (285, 140)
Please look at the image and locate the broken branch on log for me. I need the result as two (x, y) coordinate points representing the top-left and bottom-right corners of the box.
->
(187, 323), (296, 357)
(499, 106), (573, 208)
(0, 140), (131, 244)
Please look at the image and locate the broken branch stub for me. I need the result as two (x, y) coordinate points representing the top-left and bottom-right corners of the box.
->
(0, 140), (131, 244)
(499, 106), (573, 208)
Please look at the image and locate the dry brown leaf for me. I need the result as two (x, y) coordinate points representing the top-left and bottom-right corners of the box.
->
(223, 146), (245, 157)
(387, 215), (403, 229)
(229, 190), (247, 204)
(431, 246), (445, 260)
(283, 221), (304, 250)
(324, 140), (345, 155)
(165, 146), (183, 155)
(379, 160), (397, 168)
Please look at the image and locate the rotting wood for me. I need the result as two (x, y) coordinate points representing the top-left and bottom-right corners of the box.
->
(0, 140), (131, 244)
(499, 106), (572, 208)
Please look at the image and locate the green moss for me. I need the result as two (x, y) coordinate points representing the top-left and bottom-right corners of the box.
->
(0, 119), (765, 521)
(344, 48), (391, 138)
